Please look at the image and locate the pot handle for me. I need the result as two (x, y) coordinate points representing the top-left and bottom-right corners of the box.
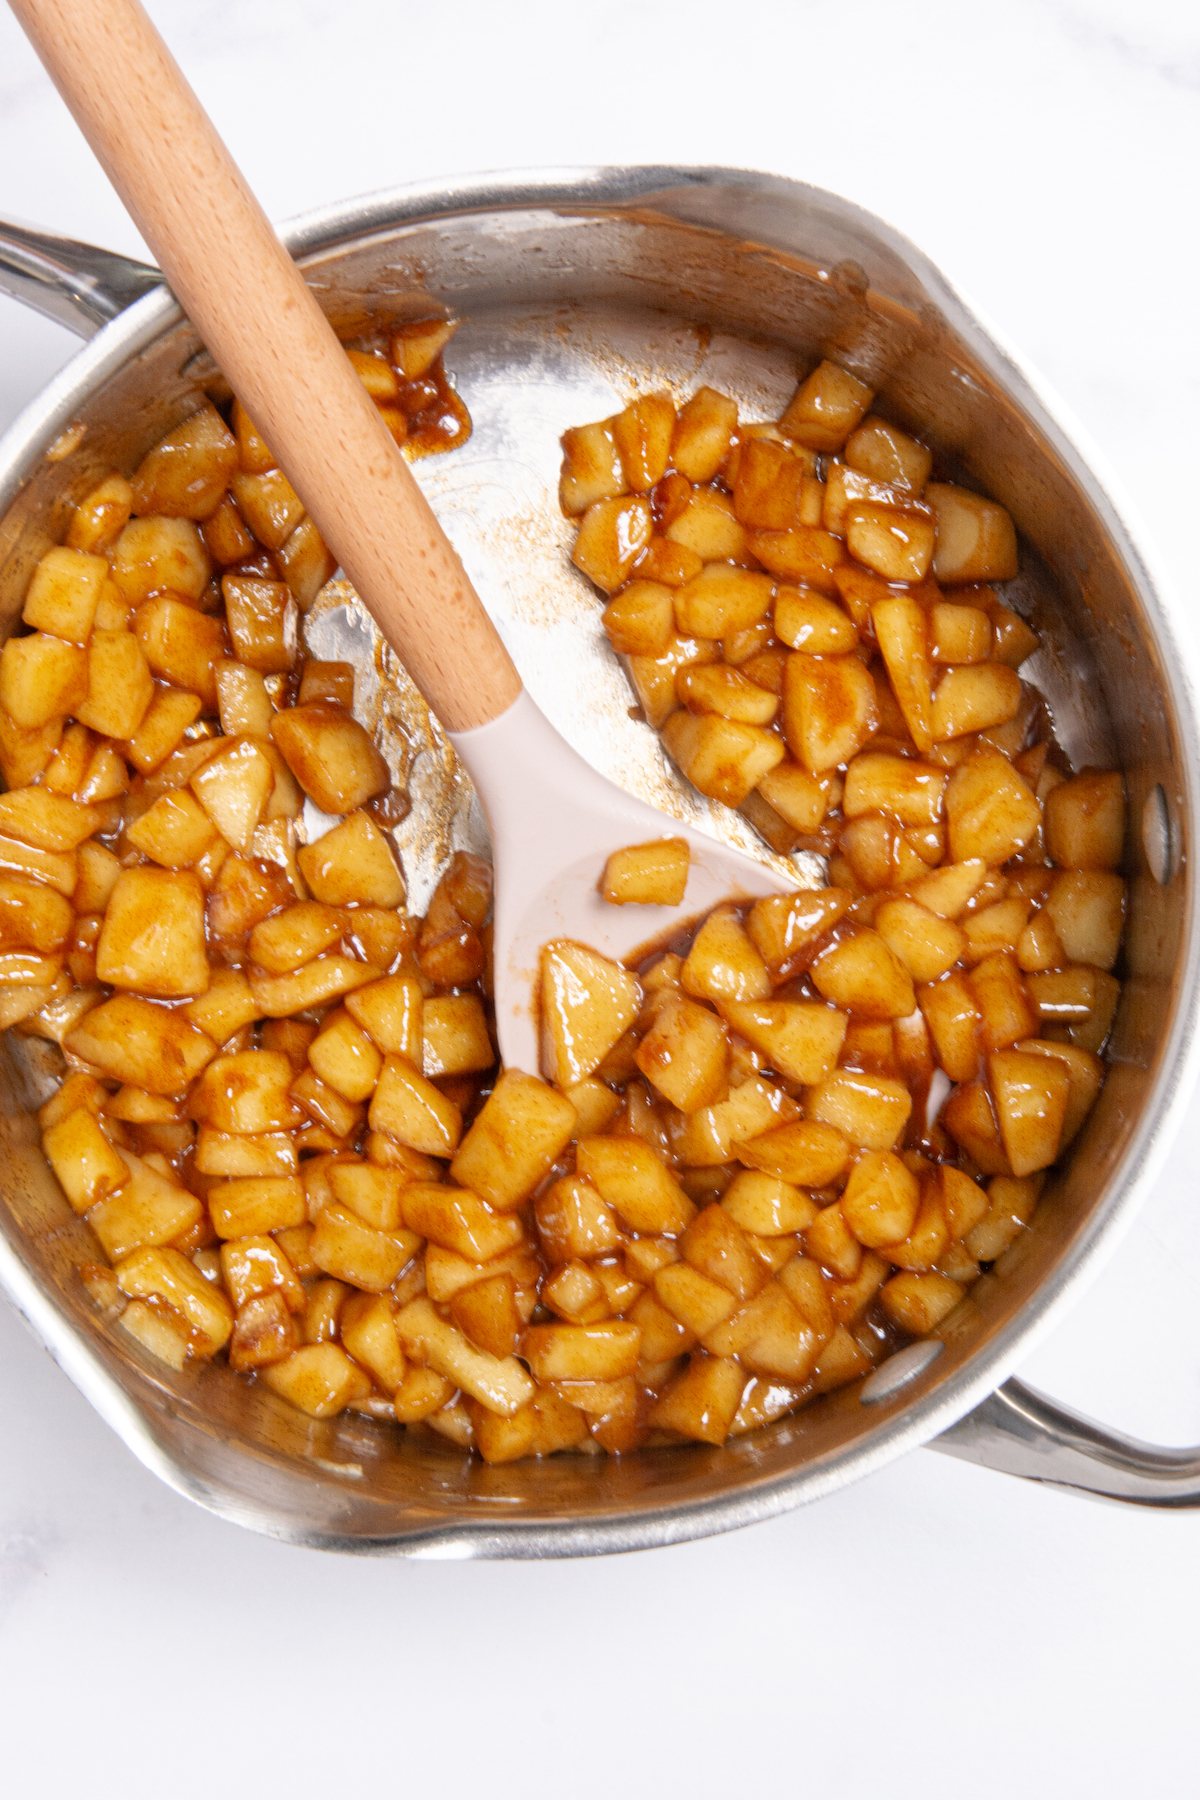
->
(0, 214), (160, 337)
(933, 1376), (1200, 1507)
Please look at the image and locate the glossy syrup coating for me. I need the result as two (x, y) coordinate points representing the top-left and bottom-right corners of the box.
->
(10, 348), (1127, 1464)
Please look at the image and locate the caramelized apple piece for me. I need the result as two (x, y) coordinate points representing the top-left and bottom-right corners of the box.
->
(780, 360), (873, 452)
(782, 651), (878, 773)
(270, 702), (389, 814)
(670, 386), (739, 483)
(600, 838), (689, 906)
(927, 483), (1019, 583)
(540, 940), (641, 1086)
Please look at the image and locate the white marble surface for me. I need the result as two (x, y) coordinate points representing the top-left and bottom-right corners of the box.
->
(2, 3), (1199, 1793)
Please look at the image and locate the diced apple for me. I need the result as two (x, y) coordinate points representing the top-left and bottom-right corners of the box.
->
(66, 993), (215, 1093)
(635, 990), (729, 1112)
(946, 749), (1041, 865)
(879, 1269), (965, 1334)
(296, 810), (405, 908)
(747, 525), (844, 593)
(844, 417), (931, 493)
(681, 907), (771, 1004)
(648, 1353), (745, 1444)
(703, 1280), (821, 1381)
(601, 580), (675, 656)
(843, 752), (946, 828)
(721, 1170), (817, 1237)
(22, 546), (108, 643)
(230, 468), (305, 549)
(189, 737), (275, 851)
(42, 1107), (129, 1213)
(421, 994), (494, 1078)
(661, 709), (784, 807)
(87, 1151), (201, 1261)
(535, 1173), (623, 1262)
(1043, 871), (1125, 971)
(600, 837), (689, 906)
(195, 1128), (297, 1177)
(963, 1173), (1042, 1260)
(810, 928), (915, 1020)
(928, 483), (1018, 584)
(222, 574), (297, 673)
(194, 1049), (299, 1133)
(523, 1319), (641, 1383)
(246, 901), (343, 974)
(746, 887), (852, 975)
(540, 939), (642, 1086)
(674, 565), (775, 640)
(67, 473), (133, 555)
(305, 1199), (415, 1291)
(572, 494), (654, 591)
(930, 601), (992, 664)
(943, 1080), (1011, 1174)
(846, 503), (935, 583)
(806, 1068), (912, 1151)
(129, 403), (237, 520)
(841, 1150), (920, 1248)
(398, 1296), (535, 1414)
(309, 1008), (384, 1102)
(782, 651), (878, 773)
(1044, 771), (1125, 871)
(872, 594), (934, 753)
(673, 1074), (798, 1167)
(930, 663), (1021, 742)
(206, 854), (291, 940)
(133, 597), (225, 708)
(575, 1134), (694, 1233)
(270, 703), (389, 815)
(681, 1202), (765, 1300)
(0, 632), (88, 730)
(277, 517), (338, 610)
(123, 686), (203, 773)
(112, 516), (210, 606)
(968, 951), (1037, 1052)
(874, 896), (966, 982)
(0, 714), (63, 790)
(559, 418), (625, 515)
(612, 392), (675, 491)
(1013, 1037), (1103, 1146)
(987, 1047), (1070, 1176)
(737, 1118), (851, 1185)
(780, 360), (873, 452)
(369, 1056), (461, 1156)
(202, 494), (255, 567)
(227, 1290), (299, 1373)
(670, 386), (739, 482)
(261, 1343), (372, 1418)
(716, 997), (847, 1085)
(665, 489), (748, 563)
(450, 1069), (577, 1209)
(95, 868), (209, 998)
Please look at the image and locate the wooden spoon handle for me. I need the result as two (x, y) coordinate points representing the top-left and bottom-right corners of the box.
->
(10, 0), (523, 733)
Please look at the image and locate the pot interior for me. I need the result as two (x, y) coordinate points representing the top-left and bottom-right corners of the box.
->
(0, 173), (1190, 1551)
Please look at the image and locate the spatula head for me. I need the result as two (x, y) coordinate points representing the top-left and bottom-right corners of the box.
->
(450, 692), (797, 1078)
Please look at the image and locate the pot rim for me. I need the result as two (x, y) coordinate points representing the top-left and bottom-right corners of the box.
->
(2, 163), (1198, 1554)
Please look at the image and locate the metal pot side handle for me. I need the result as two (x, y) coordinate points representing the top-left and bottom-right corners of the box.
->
(0, 214), (161, 337)
(5, 211), (1200, 1519)
(934, 1378), (1200, 1508)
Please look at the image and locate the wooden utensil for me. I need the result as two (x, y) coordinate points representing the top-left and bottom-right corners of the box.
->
(11, 0), (789, 1073)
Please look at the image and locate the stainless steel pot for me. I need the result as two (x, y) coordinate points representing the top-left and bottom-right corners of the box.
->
(3, 167), (1200, 1557)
